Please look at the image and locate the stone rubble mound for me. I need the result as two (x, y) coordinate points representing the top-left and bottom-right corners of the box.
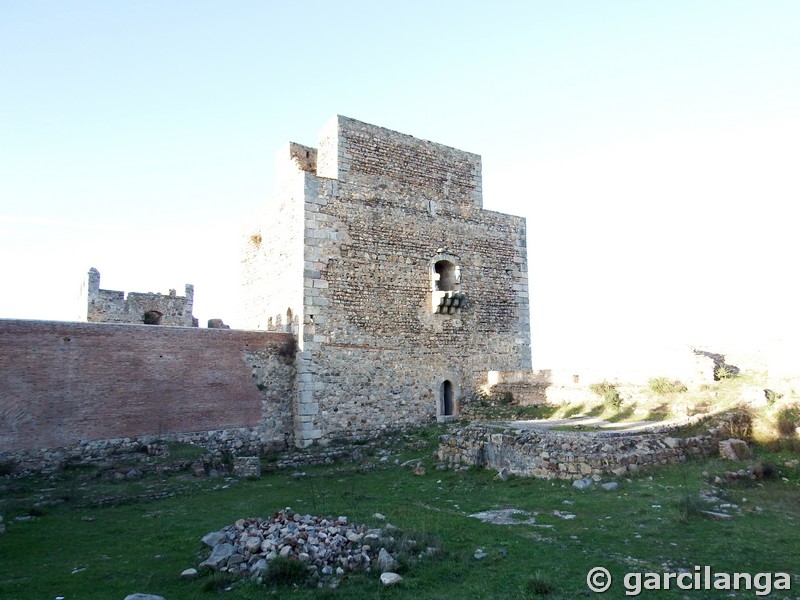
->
(198, 508), (407, 585)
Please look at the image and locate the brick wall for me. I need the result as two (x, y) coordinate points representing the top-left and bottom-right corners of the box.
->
(0, 320), (295, 452)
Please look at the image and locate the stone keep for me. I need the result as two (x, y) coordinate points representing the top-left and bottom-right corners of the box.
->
(242, 116), (531, 447)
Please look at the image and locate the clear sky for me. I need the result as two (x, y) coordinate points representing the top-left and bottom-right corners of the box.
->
(1, 1), (798, 368)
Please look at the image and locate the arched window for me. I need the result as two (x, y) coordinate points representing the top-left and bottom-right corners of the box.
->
(430, 251), (465, 314)
(441, 380), (454, 416)
(434, 260), (457, 291)
(143, 310), (163, 325)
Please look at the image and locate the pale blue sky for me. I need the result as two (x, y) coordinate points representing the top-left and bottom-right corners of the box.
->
(1, 1), (798, 367)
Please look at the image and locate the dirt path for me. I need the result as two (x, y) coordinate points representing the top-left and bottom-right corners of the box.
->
(492, 415), (693, 434)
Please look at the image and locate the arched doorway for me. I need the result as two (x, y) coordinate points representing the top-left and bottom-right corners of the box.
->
(143, 310), (163, 325)
(441, 380), (454, 417)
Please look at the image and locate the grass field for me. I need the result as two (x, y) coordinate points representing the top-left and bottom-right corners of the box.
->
(1, 424), (799, 599)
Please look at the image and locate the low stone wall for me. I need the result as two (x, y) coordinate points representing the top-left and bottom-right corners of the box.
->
(1, 427), (289, 475)
(437, 425), (717, 479)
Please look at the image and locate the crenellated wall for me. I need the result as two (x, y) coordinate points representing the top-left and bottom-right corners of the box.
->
(80, 267), (197, 327)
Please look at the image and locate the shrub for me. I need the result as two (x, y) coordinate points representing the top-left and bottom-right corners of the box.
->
(677, 493), (706, 523)
(277, 337), (298, 364)
(764, 389), (782, 405)
(201, 571), (237, 592)
(589, 381), (623, 410)
(776, 404), (800, 437)
(718, 408), (753, 441)
(648, 378), (688, 395)
(525, 573), (555, 596)
(264, 557), (309, 586)
(715, 365), (737, 380)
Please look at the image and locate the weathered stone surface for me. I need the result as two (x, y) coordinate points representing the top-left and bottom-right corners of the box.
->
(250, 558), (268, 575)
(84, 267), (196, 327)
(207, 318), (231, 329)
(180, 567), (198, 579)
(381, 572), (403, 585)
(572, 478), (593, 491)
(437, 425), (717, 480)
(200, 543), (236, 570)
(201, 531), (227, 548)
(719, 438), (753, 461)
(233, 456), (261, 478)
(601, 482), (619, 492)
(124, 595), (166, 600)
(377, 547), (399, 572)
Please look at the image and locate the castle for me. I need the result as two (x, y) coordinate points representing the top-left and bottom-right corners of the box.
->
(241, 116), (531, 446)
(0, 116), (531, 465)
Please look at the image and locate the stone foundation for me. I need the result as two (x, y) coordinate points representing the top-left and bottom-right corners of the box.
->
(437, 425), (717, 479)
(1, 428), (288, 475)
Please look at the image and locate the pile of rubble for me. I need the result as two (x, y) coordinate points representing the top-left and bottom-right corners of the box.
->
(196, 508), (431, 587)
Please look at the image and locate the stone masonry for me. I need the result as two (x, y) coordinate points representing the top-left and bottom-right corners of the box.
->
(1, 116), (534, 469)
(438, 425), (717, 479)
(80, 267), (197, 327)
(243, 116), (532, 447)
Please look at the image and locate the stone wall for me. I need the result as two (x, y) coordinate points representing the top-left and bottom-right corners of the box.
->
(438, 425), (716, 479)
(0, 320), (295, 468)
(244, 116), (532, 447)
(80, 267), (197, 327)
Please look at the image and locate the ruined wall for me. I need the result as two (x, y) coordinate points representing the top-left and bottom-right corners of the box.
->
(0, 320), (295, 463)
(246, 116), (532, 446)
(438, 425), (717, 479)
(81, 268), (197, 327)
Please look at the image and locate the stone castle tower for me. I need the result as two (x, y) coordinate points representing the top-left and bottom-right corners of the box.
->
(243, 116), (531, 447)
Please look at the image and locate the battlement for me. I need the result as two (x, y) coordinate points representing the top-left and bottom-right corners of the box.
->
(81, 267), (197, 327)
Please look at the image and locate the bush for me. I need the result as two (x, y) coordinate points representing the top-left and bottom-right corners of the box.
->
(648, 378), (688, 395)
(277, 337), (298, 364)
(525, 573), (555, 596)
(677, 493), (706, 523)
(718, 408), (754, 441)
(776, 404), (800, 437)
(263, 557), (309, 586)
(589, 381), (623, 410)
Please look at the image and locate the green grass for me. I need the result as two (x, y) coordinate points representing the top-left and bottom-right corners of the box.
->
(1, 426), (799, 599)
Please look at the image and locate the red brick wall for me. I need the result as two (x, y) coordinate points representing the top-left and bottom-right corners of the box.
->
(0, 320), (294, 451)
